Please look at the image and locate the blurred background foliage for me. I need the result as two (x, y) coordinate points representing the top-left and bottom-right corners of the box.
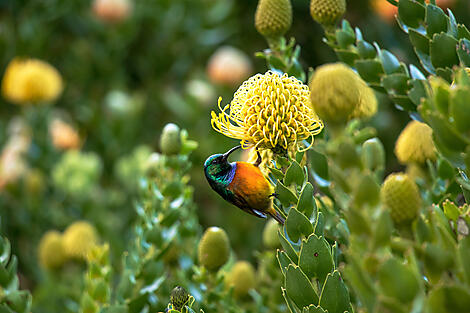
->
(0, 0), (470, 312)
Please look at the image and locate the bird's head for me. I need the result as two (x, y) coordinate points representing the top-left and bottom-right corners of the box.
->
(204, 145), (241, 177)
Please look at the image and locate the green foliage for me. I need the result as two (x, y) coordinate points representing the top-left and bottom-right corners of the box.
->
(0, 235), (32, 313)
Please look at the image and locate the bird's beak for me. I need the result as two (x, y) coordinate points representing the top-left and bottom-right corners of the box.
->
(222, 145), (242, 162)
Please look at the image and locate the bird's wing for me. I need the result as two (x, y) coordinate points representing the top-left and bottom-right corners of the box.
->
(232, 193), (267, 219)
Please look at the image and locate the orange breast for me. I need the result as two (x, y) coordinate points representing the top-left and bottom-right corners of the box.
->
(228, 162), (274, 210)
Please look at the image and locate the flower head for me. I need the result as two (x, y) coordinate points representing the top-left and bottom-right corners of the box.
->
(310, 63), (376, 125)
(225, 261), (256, 298)
(211, 71), (323, 154)
(255, 0), (292, 38)
(38, 230), (66, 270)
(63, 221), (98, 260)
(395, 120), (436, 164)
(310, 0), (346, 26)
(2, 58), (63, 105)
(381, 173), (421, 225)
(198, 227), (230, 271)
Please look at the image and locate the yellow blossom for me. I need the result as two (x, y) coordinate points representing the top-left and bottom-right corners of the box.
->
(225, 261), (256, 298)
(395, 120), (436, 164)
(211, 71), (323, 154)
(310, 63), (376, 125)
(63, 221), (98, 260)
(38, 230), (66, 270)
(2, 58), (63, 105)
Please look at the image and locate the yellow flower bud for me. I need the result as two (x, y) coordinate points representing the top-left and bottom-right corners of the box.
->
(309, 63), (365, 125)
(262, 219), (280, 249)
(38, 231), (66, 270)
(395, 121), (436, 164)
(255, 0), (292, 38)
(198, 227), (230, 271)
(310, 0), (346, 26)
(2, 58), (63, 105)
(381, 173), (421, 225)
(225, 261), (256, 298)
(63, 221), (98, 260)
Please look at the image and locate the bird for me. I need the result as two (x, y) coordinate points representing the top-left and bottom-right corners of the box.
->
(204, 145), (285, 225)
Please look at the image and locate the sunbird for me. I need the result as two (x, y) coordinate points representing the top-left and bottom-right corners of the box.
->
(204, 145), (285, 225)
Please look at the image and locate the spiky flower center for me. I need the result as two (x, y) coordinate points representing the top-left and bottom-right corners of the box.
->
(211, 71), (323, 152)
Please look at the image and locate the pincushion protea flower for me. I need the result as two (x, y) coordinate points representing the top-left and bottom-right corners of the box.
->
(2, 58), (63, 105)
(211, 71), (323, 154)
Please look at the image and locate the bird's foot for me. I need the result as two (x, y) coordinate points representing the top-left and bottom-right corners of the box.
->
(269, 193), (279, 198)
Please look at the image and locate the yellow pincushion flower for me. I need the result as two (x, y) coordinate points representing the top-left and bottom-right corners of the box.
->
(310, 63), (377, 125)
(395, 120), (436, 164)
(63, 221), (98, 260)
(211, 71), (323, 154)
(2, 58), (63, 105)
(381, 173), (421, 225)
(38, 230), (66, 270)
(225, 261), (256, 298)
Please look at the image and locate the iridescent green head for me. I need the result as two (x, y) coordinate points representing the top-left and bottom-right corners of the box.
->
(204, 145), (241, 181)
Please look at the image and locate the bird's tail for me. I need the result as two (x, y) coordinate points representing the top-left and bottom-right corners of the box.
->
(269, 209), (285, 225)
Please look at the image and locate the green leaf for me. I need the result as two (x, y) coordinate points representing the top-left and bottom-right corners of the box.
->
(379, 50), (402, 74)
(357, 40), (376, 59)
(409, 28), (430, 54)
(425, 4), (448, 36)
(421, 110), (469, 153)
(281, 287), (298, 313)
(343, 255), (376, 312)
(458, 24), (470, 40)
(278, 249), (294, 276)
(378, 257), (421, 304)
(269, 166), (285, 181)
(373, 210), (393, 249)
(297, 183), (316, 218)
(285, 161), (305, 186)
(279, 230), (299, 264)
(458, 235), (470, 285)
(413, 216), (433, 244)
(313, 212), (325, 237)
(299, 234), (334, 284)
(302, 305), (327, 313)
(450, 86), (470, 133)
(336, 50), (359, 67)
(286, 208), (314, 243)
(276, 182), (298, 207)
(457, 39), (470, 69)
(381, 73), (410, 95)
(296, 151), (305, 164)
(398, 0), (426, 28)
(285, 265), (319, 309)
(355, 59), (384, 83)
(309, 149), (329, 183)
(352, 174), (380, 207)
(336, 28), (356, 48)
(430, 33), (459, 69)
(319, 271), (350, 313)
(427, 285), (470, 313)
(442, 200), (460, 222)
